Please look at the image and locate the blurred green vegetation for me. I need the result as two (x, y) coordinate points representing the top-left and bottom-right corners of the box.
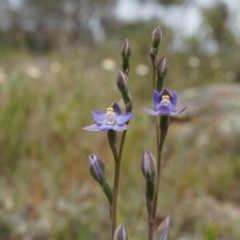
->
(0, 1), (240, 239)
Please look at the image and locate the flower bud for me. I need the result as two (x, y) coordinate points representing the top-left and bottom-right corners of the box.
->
(121, 38), (131, 60)
(89, 154), (105, 183)
(114, 224), (128, 240)
(159, 216), (170, 240)
(152, 26), (162, 49)
(157, 56), (168, 79)
(141, 151), (157, 181)
(116, 70), (128, 93)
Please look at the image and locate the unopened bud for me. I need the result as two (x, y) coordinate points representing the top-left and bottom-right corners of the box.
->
(141, 151), (157, 181)
(114, 224), (128, 240)
(152, 26), (162, 49)
(157, 56), (168, 79)
(121, 38), (131, 60)
(89, 154), (105, 183)
(159, 216), (170, 240)
(116, 70), (128, 93)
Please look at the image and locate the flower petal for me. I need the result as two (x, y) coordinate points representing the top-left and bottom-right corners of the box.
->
(113, 124), (128, 131)
(115, 112), (134, 125)
(142, 108), (160, 116)
(111, 102), (122, 115)
(92, 110), (106, 124)
(160, 88), (172, 97)
(99, 124), (113, 132)
(153, 90), (161, 109)
(170, 107), (187, 115)
(170, 91), (177, 107)
(83, 124), (100, 131)
(158, 105), (171, 114)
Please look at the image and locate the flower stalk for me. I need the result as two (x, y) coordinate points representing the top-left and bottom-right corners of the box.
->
(145, 26), (186, 240)
(111, 41), (132, 239)
(111, 155), (121, 239)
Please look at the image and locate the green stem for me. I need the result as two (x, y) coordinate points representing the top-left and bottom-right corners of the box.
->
(146, 181), (155, 240)
(146, 181), (155, 202)
(148, 219), (154, 240)
(111, 156), (121, 239)
(119, 130), (127, 160)
(122, 59), (130, 76)
(111, 130), (127, 239)
(146, 55), (159, 240)
(152, 122), (168, 220)
(100, 180), (113, 205)
(156, 77), (164, 93)
(152, 65), (157, 90)
(152, 143), (162, 220)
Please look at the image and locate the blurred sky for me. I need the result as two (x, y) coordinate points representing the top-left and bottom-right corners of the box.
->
(4, 0), (240, 46)
(115, 0), (240, 38)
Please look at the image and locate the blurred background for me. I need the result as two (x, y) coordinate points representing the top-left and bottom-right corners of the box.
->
(0, 0), (240, 239)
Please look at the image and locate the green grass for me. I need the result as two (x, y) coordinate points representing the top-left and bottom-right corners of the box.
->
(0, 46), (239, 240)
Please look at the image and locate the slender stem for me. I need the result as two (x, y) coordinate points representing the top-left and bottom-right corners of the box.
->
(152, 59), (161, 177)
(111, 45), (130, 239)
(156, 125), (160, 152)
(152, 59), (160, 149)
(148, 220), (154, 240)
(111, 130), (127, 239)
(111, 157), (121, 239)
(152, 144), (162, 220)
(153, 125), (167, 220)
(109, 205), (112, 222)
(146, 59), (159, 240)
(146, 181), (154, 240)
(119, 130), (127, 160)
(152, 65), (157, 89)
